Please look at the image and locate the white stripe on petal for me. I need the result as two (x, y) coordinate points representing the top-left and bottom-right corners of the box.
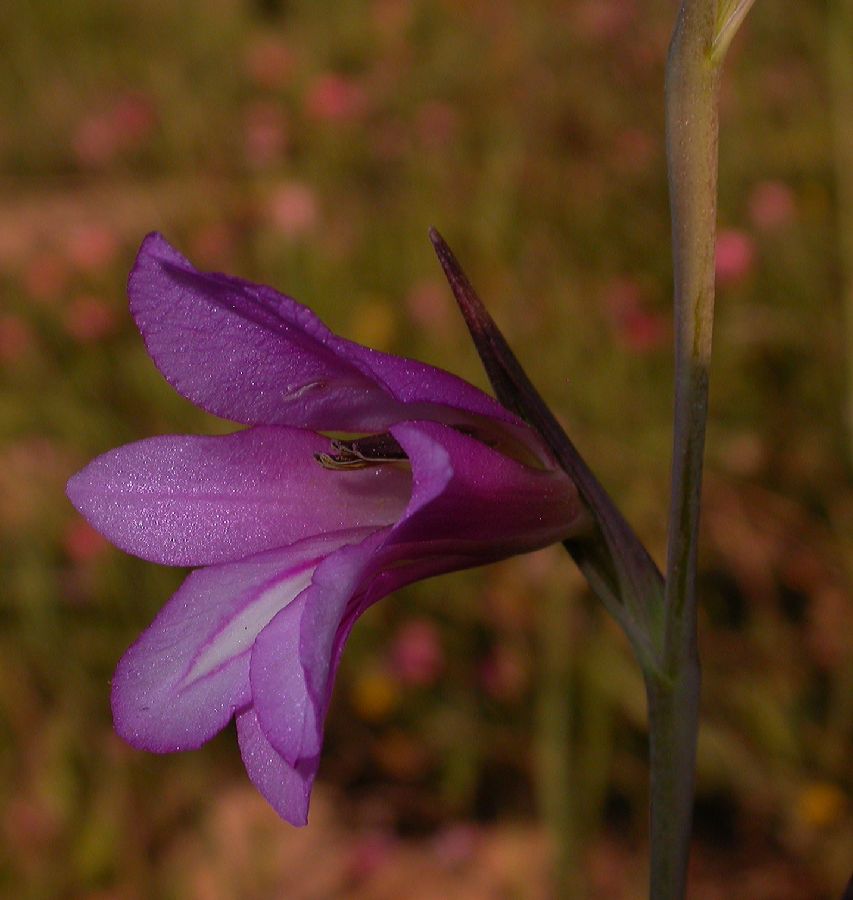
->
(181, 565), (315, 688)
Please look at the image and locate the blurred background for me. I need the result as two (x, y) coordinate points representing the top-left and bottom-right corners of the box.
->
(1, 0), (851, 897)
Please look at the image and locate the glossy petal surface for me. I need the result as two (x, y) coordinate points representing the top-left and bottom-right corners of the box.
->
(111, 530), (373, 752)
(250, 424), (580, 772)
(67, 426), (410, 566)
(250, 530), (388, 764)
(236, 706), (317, 827)
(69, 232), (587, 827)
(390, 420), (581, 556)
(130, 233), (519, 431)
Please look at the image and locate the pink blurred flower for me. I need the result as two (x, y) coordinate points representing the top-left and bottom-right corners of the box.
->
(390, 619), (445, 686)
(72, 113), (118, 168)
(243, 101), (288, 169)
(2, 797), (59, 856)
(189, 222), (236, 268)
(66, 224), (119, 275)
(72, 92), (156, 168)
(64, 294), (119, 343)
(748, 180), (796, 232)
(1, 438), (67, 531)
(761, 63), (810, 110)
(112, 92), (157, 145)
(0, 219), (38, 273)
(21, 252), (69, 303)
(346, 833), (396, 882)
(267, 181), (319, 239)
(63, 518), (110, 563)
(305, 74), (368, 124)
(479, 644), (528, 702)
(574, 0), (637, 40)
(715, 229), (756, 287)
(415, 101), (460, 152)
(603, 278), (669, 353)
(243, 37), (293, 90)
(405, 279), (454, 338)
(432, 823), (479, 868)
(0, 315), (34, 367)
(623, 310), (669, 353)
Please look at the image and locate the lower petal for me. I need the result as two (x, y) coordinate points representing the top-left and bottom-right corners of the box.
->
(111, 529), (373, 753)
(250, 529), (389, 765)
(235, 706), (318, 827)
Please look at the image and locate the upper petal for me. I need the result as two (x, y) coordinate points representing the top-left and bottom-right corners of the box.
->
(66, 426), (410, 566)
(130, 233), (520, 431)
(111, 529), (372, 753)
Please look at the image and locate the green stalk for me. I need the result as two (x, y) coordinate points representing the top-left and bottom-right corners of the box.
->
(431, 2), (759, 890)
(651, 0), (722, 896)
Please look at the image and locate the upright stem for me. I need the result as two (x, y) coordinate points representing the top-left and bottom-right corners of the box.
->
(645, 661), (702, 899)
(432, 2), (758, 893)
(651, 0), (723, 896)
(666, 0), (720, 661)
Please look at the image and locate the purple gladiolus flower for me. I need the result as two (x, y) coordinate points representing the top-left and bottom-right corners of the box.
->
(66, 233), (584, 825)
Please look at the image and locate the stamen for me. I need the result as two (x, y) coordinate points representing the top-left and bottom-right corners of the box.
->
(313, 425), (497, 471)
(314, 432), (409, 470)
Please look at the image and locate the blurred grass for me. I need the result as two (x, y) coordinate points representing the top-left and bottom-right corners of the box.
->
(0, 1), (850, 897)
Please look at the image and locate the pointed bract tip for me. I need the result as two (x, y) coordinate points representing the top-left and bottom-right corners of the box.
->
(428, 229), (491, 346)
(428, 226), (447, 252)
(427, 227), (465, 281)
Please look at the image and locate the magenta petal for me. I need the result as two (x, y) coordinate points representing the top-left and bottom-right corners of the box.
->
(66, 426), (410, 566)
(130, 233), (413, 430)
(236, 706), (317, 827)
(250, 530), (389, 765)
(130, 233), (520, 431)
(92, 232), (589, 827)
(248, 426), (582, 770)
(334, 337), (520, 429)
(111, 530), (373, 753)
(389, 420), (582, 557)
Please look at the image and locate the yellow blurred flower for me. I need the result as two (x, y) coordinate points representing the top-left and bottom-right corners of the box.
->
(349, 297), (396, 351)
(350, 669), (400, 722)
(796, 782), (847, 830)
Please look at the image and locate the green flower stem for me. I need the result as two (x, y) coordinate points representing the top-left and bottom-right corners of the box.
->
(653, 0), (723, 896)
(645, 660), (702, 899)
